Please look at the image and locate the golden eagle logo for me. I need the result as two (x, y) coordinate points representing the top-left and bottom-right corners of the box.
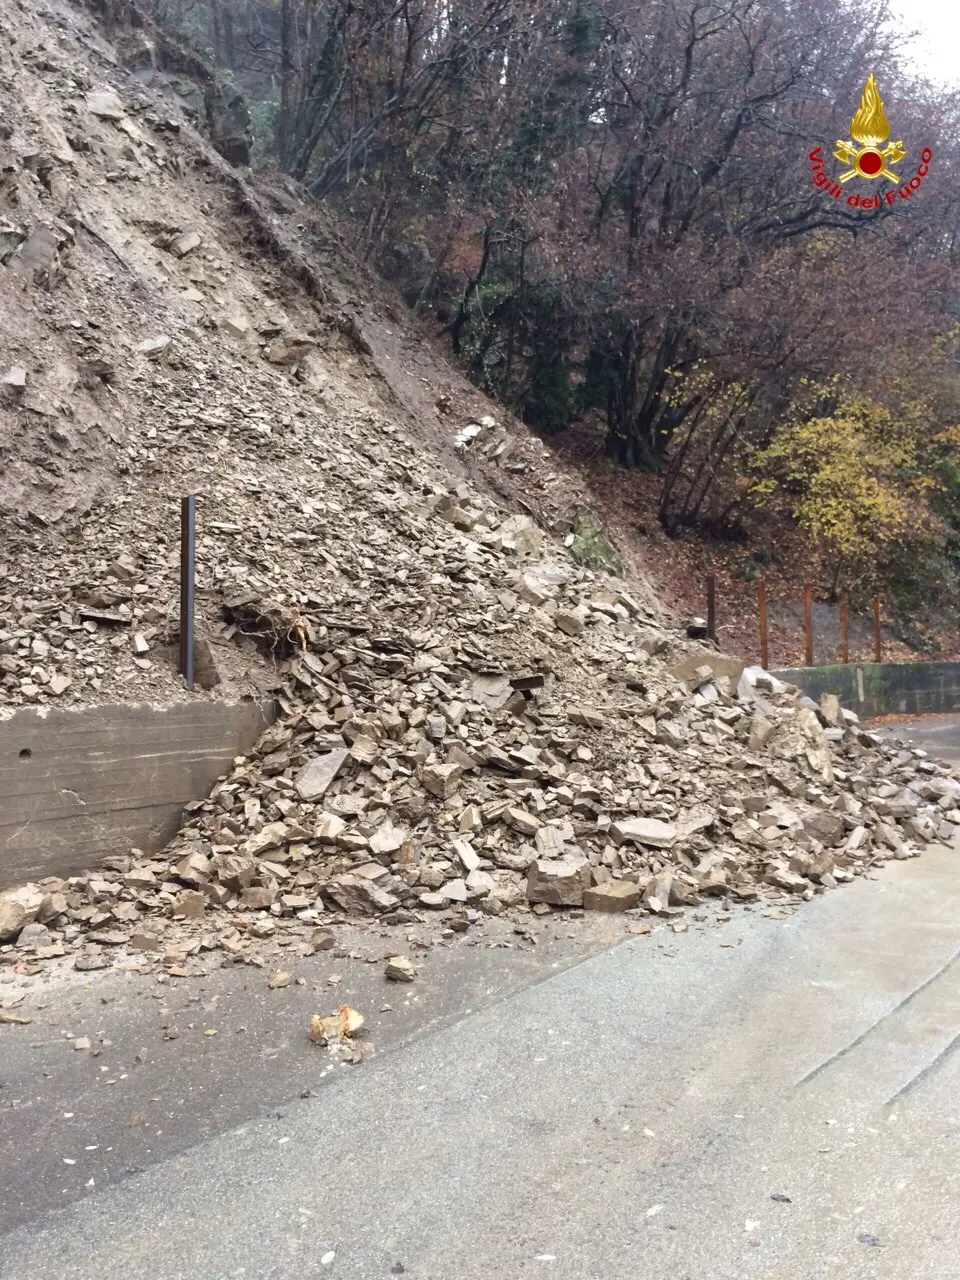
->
(833, 74), (907, 182)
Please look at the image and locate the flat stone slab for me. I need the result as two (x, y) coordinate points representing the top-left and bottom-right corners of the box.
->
(294, 749), (349, 801)
(583, 881), (640, 912)
(609, 817), (678, 849)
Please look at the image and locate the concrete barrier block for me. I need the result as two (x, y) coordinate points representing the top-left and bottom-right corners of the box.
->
(0, 698), (274, 888)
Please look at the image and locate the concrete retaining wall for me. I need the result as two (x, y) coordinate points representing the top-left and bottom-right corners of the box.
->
(0, 698), (274, 889)
(772, 662), (960, 720)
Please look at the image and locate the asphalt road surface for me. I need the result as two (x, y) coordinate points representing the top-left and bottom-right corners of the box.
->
(2, 732), (960, 1279)
(873, 713), (960, 764)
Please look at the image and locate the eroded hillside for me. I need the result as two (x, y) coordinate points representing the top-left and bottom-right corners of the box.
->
(0, 0), (957, 983)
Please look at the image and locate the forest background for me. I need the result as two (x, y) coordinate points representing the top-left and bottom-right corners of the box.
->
(131, 0), (960, 662)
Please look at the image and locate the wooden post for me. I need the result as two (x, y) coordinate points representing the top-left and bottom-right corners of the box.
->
(758, 579), (768, 670)
(840, 590), (848, 664)
(873, 596), (882, 663)
(706, 574), (716, 643)
(803, 584), (813, 667)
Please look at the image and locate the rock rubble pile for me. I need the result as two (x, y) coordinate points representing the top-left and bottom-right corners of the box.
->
(0, 0), (957, 981)
(3, 491), (957, 971)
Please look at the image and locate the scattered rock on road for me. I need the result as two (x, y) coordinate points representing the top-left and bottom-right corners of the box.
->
(384, 955), (416, 983)
(309, 1005), (365, 1045)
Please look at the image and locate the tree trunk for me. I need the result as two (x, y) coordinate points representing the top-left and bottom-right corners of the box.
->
(657, 398), (707, 526)
(414, 215), (464, 315)
(501, 233), (526, 395)
(222, 4), (235, 68)
(211, 0), (222, 62)
(605, 325), (639, 466)
(276, 0), (295, 166)
(448, 225), (493, 356)
(606, 325), (687, 472)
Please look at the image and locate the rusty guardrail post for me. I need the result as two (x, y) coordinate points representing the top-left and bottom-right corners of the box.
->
(758, 579), (768, 670)
(873, 596), (882, 663)
(706, 574), (716, 643)
(840, 590), (849, 663)
(803, 585), (813, 667)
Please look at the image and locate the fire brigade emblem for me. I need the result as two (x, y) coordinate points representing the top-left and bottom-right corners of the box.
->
(833, 73), (906, 182)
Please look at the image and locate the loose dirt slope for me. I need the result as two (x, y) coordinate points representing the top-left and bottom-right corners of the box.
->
(2, 0), (643, 712)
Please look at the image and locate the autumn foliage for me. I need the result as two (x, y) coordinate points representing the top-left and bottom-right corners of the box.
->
(150, 0), (960, 613)
(751, 388), (940, 596)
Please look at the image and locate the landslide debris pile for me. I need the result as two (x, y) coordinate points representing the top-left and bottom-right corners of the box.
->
(0, 0), (957, 975)
(2, 0), (536, 712)
(3, 533), (957, 970)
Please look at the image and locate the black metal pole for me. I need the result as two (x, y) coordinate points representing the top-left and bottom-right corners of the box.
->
(179, 495), (196, 690)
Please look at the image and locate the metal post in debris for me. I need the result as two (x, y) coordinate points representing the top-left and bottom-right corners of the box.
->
(179, 495), (196, 690)
(706, 574), (717, 643)
(840, 590), (849, 664)
(873, 596), (882, 663)
(758, 579), (768, 670)
(803, 585), (813, 667)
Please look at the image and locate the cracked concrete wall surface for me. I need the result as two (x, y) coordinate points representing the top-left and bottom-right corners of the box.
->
(0, 699), (274, 888)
